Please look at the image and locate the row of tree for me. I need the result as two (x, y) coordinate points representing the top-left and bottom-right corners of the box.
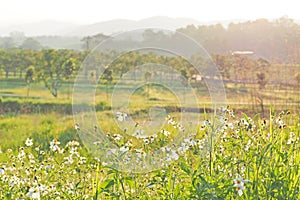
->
(0, 48), (299, 99)
(0, 49), (86, 97)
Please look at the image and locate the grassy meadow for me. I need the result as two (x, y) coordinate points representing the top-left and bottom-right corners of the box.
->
(0, 76), (299, 200)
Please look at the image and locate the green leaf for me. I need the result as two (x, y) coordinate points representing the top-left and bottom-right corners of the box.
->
(100, 179), (115, 190)
(75, 180), (81, 188)
(179, 161), (191, 175)
(174, 184), (181, 198)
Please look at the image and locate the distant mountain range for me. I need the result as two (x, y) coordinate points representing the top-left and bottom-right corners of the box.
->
(0, 16), (249, 37)
(61, 17), (205, 36)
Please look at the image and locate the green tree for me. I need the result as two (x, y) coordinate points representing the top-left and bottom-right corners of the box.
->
(21, 38), (42, 50)
(256, 72), (267, 90)
(37, 49), (62, 98)
(10, 49), (33, 78)
(25, 66), (35, 97)
(255, 72), (268, 116)
(62, 58), (78, 98)
(81, 33), (109, 50)
(0, 50), (12, 79)
(101, 68), (113, 99)
(180, 69), (189, 103)
(256, 58), (270, 90)
(213, 54), (230, 81)
(0, 37), (15, 49)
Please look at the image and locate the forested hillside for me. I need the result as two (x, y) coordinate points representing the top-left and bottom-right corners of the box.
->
(178, 17), (300, 62)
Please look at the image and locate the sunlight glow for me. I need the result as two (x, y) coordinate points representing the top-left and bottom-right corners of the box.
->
(0, 0), (298, 25)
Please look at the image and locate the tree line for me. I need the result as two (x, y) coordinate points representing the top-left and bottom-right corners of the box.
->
(0, 48), (299, 99)
(177, 16), (300, 63)
(0, 49), (85, 97)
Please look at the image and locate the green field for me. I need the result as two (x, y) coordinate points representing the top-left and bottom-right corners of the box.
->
(0, 106), (299, 199)
(0, 75), (299, 199)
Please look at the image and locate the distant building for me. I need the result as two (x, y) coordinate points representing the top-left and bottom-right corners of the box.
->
(191, 74), (202, 82)
(231, 51), (254, 56)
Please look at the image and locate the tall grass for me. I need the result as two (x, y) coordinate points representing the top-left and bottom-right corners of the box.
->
(0, 109), (299, 199)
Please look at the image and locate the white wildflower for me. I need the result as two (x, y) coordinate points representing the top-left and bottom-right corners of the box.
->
(135, 148), (146, 158)
(0, 165), (5, 175)
(75, 123), (80, 131)
(287, 132), (296, 145)
(116, 112), (128, 122)
(133, 129), (144, 139)
(161, 130), (171, 137)
(234, 183), (245, 196)
(120, 146), (129, 153)
(66, 140), (80, 147)
(233, 176), (251, 196)
(70, 147), (80, 157)
(64, 155), (74, 164)
(18, 149), (26, 160)
(25, 138), (33, 147)
(27, 186), (40, 200)
(112, 134), (123, 141)
(244, 140), (251, 151)
(28, 154), (35, 164)
(228, 122), (234, 129)
(78, 156), (86, 165)
(106, 149), (117, 157)
(169, 150), (179, 161)
(50, 139), (61, 152)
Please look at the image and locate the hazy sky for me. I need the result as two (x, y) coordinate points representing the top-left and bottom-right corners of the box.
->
(0, 0), (298, 25)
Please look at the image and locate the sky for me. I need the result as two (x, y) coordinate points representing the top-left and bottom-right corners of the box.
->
(0, 0), (298, 25)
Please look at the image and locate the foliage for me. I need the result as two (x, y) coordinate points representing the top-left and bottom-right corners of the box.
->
(25, 66), (35, 96)
(0, 109), (299, 199)
(256, 73), (267, 90)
